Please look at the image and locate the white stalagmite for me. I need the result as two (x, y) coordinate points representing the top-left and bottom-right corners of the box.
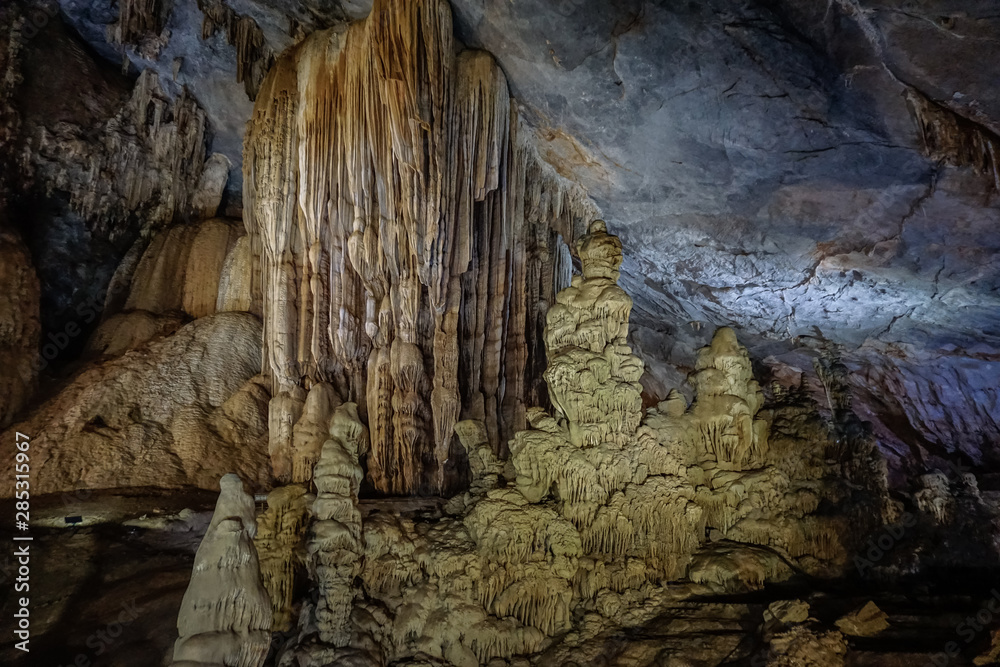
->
(170, 473), (272, 667)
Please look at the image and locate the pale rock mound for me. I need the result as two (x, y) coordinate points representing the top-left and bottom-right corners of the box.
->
(123, 217), (251, 318)
(835, 601), (889, 637)
(0, 312), (271, 495)
(88, 216), (256, 357)
(170, 473), (272, 667)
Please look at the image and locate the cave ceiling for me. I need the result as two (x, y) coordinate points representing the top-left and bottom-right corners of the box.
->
(42, 0), (1000, 473)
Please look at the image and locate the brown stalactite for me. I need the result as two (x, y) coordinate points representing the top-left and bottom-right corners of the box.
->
(244, 0), (596, 496)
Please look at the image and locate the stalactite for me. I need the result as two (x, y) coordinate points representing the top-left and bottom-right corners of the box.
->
(108, 0), (170, 59)
(906, 89), (1000, 190)
(244, 0), (597, 494)
(290, 382), (340, 483)
(23, 68), (215, 239)
(198, 0), (274, 100)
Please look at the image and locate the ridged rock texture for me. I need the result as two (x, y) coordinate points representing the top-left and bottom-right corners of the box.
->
(88, 215), (257, 357)
(2, 3), (233, 385)
(243, 0), (595, 495)
(306, 403), (369, 646)
(254, 484), (313, 632)
(170, 473), (272, 667)
(0, 312), (270, 495)
(274, 402), (378, 666)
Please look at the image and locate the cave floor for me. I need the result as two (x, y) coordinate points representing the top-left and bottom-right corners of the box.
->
(1, 491), (997, 666)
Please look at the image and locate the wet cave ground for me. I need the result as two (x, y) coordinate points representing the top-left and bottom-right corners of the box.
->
(2, 491), (998, 667)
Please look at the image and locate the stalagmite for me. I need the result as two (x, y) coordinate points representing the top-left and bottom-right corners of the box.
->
(306, 402), (369, 647)
(255, 484), (314, 631)
(686, 326), (768, 469)
(915, 471), (952, 523)
(244, 0), (597, 494)
(170, 474), (272, 667)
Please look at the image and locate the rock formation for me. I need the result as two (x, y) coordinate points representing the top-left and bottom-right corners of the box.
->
(243, 0), (596, 495)
(306, 403), (369, 647)
(121, 217), (250, 319)
(0, 312), (271, 495)
(275, 402), (377, 666)
(256, 220), (890, 666)
(86, 216), (256, 357)
(255, 484), (313, 632)
(170, 473), (272, 667)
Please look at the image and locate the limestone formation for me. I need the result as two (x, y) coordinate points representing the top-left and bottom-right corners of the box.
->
(122, 218), (250, 319)
(20, 64), (220, 236)
(915, 471), (952, 523)
(108, 0), (171, 59)
(289, 383), (341, 484)
(306, 403), (369, 646)
(686, 326), (769, 469)
(457, 419), (504, 497)
(244, 0), (597, 494)
(199, 0), (275, 100)
(170, 473), (272, 667)
(255, 484), (313, 632)
(907, 89), (1000, 190)
(241, 219), (897, 665)
(0, 313), (271, 495)
(766, 625), (847, 667)
(835, 601), (889, 637)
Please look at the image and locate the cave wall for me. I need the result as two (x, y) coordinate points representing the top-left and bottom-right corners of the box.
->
(0, 0), (997, 492)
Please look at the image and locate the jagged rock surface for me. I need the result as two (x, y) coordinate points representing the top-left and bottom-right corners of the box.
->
(289, 222), (893, 666)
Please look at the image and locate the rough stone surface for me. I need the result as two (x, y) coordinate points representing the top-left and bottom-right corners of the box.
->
(0, 312), (271, 495)
(0, 228), (40, 427)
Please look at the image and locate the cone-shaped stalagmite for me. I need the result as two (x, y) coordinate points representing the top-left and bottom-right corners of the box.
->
(170, 473), (271, 667)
